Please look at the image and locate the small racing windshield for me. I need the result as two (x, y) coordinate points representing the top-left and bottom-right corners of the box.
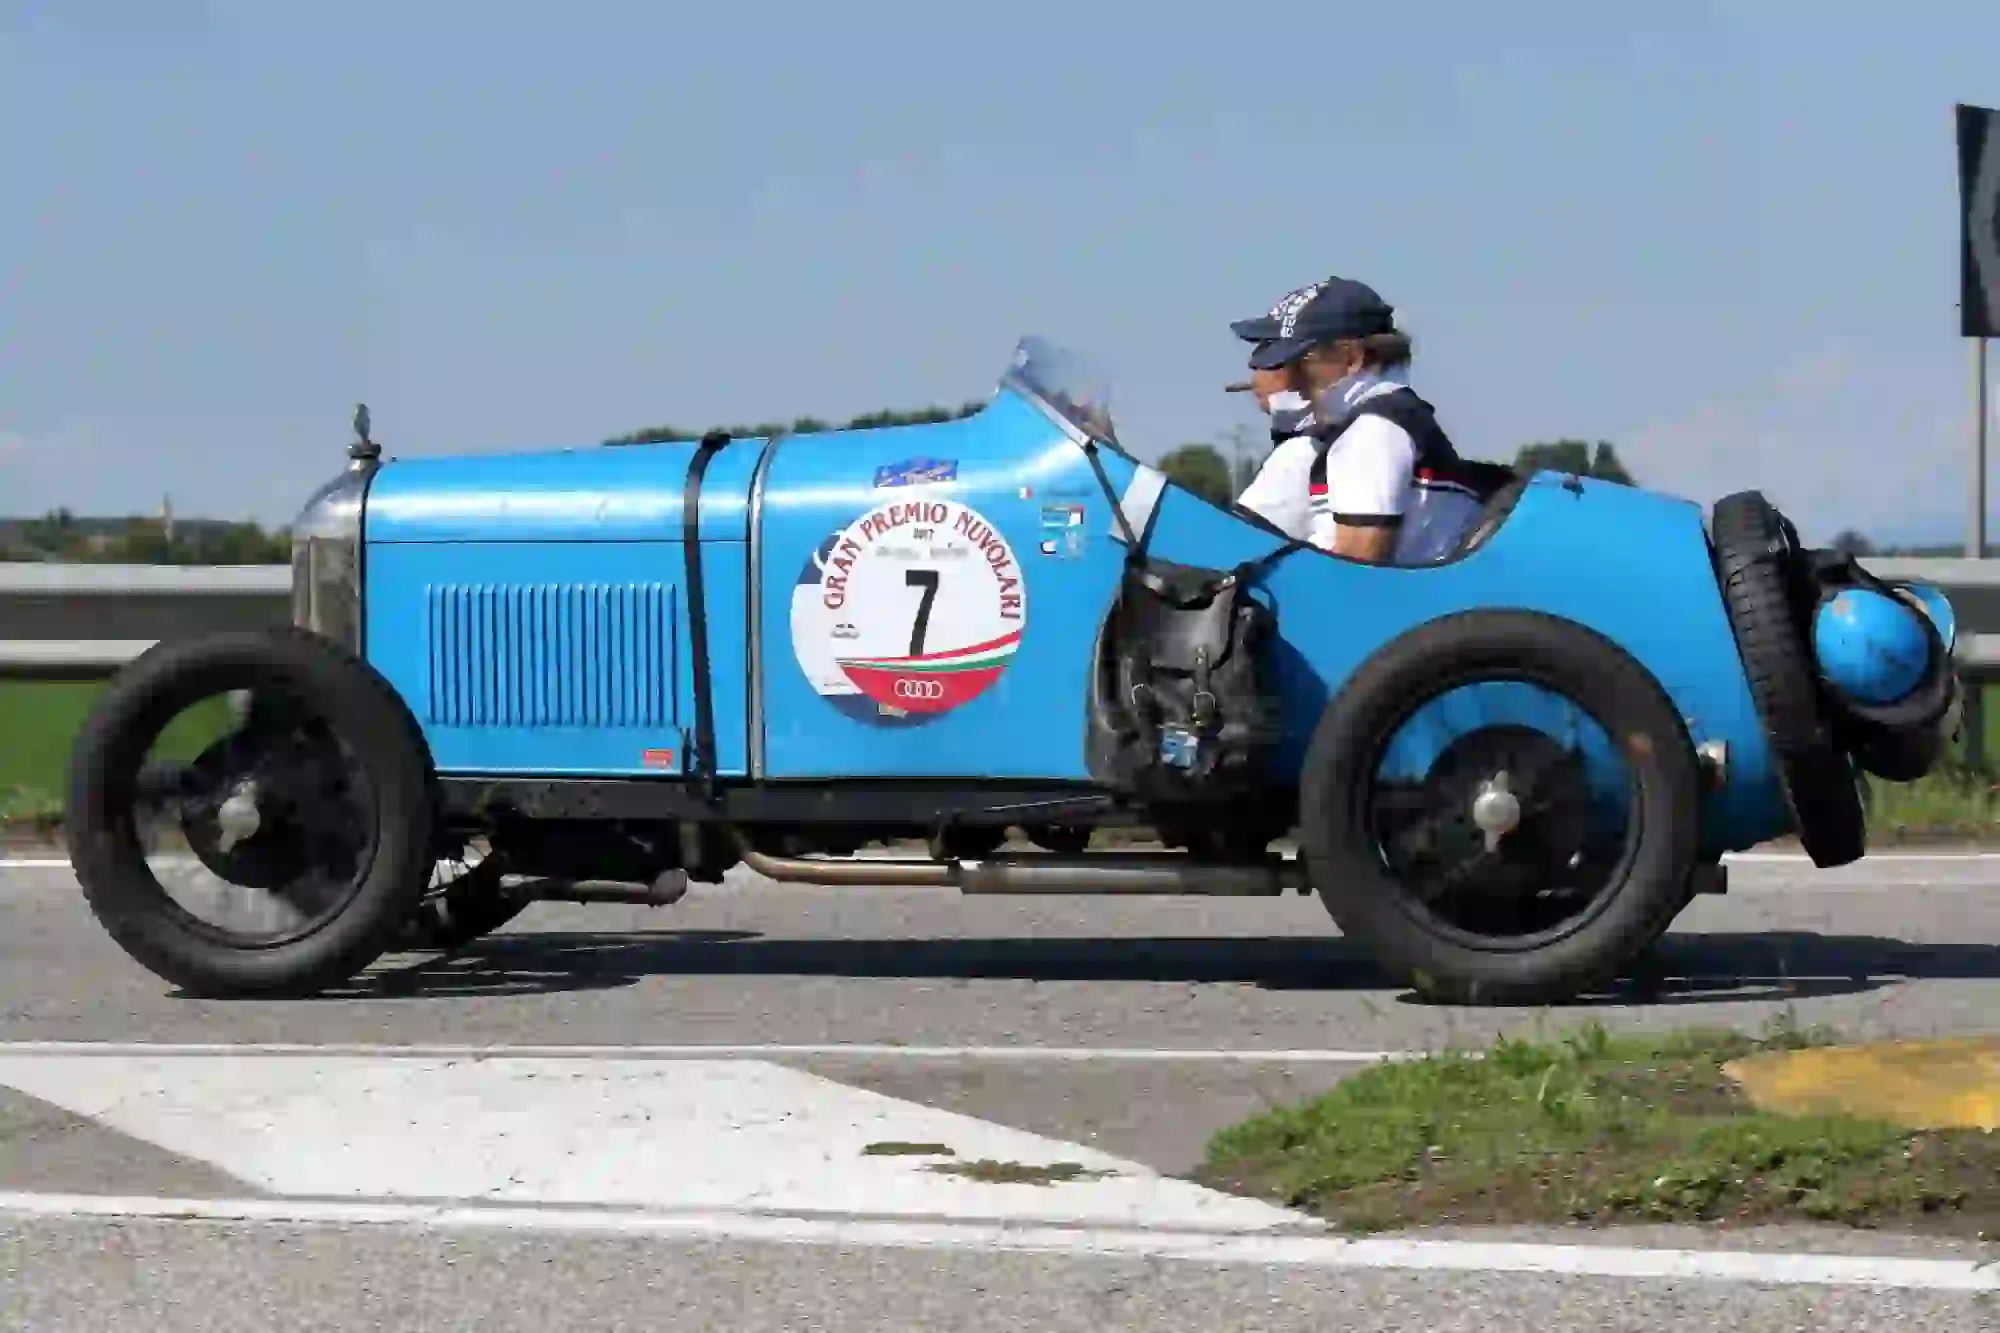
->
(1001, 336), (1121, 448)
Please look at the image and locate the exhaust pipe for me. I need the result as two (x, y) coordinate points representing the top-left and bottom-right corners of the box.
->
(732, 837), (1302, 897)
(503, 871), (691, 906)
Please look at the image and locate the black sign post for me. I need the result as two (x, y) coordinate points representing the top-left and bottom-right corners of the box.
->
(1958, 103), (1997, 559)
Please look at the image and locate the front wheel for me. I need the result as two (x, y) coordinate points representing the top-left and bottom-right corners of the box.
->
(1298, 610), (1702, 1005)
(65, 628), (438, 997)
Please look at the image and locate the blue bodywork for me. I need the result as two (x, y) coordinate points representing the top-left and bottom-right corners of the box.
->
(352, 342), (1880, 859)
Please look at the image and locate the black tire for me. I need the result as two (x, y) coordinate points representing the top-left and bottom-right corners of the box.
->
(1298, 609), (1702, 1005)
(66, 627), (438, 997)
(1710, 491), (1865, 868)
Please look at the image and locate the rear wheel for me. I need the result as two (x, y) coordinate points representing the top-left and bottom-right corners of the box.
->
(66, 628), (437, 997)
(1298, 610), (1702, 1005)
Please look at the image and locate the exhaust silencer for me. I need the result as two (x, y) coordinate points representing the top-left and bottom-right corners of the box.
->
(732, 838), (1302, 896)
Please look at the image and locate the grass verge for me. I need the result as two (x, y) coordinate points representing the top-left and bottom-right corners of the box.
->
(1859, 759), (2000, 843)
(1196, 1019), (2000, 1237)
(0, 680), (233, 841)
(0, 682), (102, 838)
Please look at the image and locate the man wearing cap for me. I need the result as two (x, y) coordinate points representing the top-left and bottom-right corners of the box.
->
(1230, 359), (1315, 440)
(1230, 276), (1491, 564)
(1227, 354), (1319, 540)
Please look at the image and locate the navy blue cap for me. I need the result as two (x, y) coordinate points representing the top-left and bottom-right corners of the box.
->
(1231, 276), (1394, 370)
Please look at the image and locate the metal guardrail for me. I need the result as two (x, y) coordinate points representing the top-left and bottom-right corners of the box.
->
(4, 557), (2000, 675)
(0, 564), (291, 677)
(0, 564), (292, 596)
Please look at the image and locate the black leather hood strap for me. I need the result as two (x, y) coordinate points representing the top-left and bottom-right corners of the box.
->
(682, 428), (736, 801)
(1307, 388), (1458, 484)
(1078, 439), (1147, 557)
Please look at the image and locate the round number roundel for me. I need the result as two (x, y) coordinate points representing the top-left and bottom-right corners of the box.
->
(790, 498), (1028, 725)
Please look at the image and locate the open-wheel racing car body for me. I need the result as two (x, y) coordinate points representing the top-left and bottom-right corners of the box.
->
(65, 337), (1965, 1004)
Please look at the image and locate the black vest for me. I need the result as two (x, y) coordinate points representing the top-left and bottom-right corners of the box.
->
(1307, 387), (1513, 502)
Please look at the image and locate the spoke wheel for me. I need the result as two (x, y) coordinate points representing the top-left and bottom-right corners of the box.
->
(1371, 724), (1605, 943)
(67, 628), (436, 997)
(140, 720), (378, 947)
(1299, 610), (1701, 1005)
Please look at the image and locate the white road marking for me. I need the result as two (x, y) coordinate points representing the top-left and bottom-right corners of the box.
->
(0, 1042), (1420, 1064)
(1725, 851), (2000, 864)
(0, 1053), (1301, 1232)
(0, 856), (197, 871)
(0, 1191), (1991, 1292)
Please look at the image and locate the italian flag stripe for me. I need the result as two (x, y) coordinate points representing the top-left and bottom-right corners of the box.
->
(838, 647), (1016, 674)
(837, 629), (1022, 673)
(888, 628), (1023, 665)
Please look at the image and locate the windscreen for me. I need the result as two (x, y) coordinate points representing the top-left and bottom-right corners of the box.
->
(1002, 336), (1121, 448)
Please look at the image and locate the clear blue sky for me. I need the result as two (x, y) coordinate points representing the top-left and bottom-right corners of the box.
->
(3, 0), (1997, 544)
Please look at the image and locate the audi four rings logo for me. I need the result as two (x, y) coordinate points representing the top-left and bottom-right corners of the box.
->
(894, 678), (945, 700)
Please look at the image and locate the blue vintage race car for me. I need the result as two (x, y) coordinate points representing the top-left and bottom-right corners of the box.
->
(65, 336), (1964, 1004)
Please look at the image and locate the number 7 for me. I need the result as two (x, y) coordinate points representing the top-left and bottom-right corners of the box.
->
(905, 568), (940, 657)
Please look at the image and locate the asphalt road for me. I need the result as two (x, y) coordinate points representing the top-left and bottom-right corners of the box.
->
(2, 852), (1998, 1331)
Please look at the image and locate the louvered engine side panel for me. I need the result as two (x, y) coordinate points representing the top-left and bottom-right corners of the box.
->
(424, 583), (677, 730)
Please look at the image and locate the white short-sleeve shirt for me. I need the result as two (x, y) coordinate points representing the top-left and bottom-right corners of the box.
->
(1235, 371), (1483, 564)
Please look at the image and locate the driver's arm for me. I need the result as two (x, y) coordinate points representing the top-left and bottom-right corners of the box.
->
(1317, 416), (1415, 563)
(1235, 434), (1316, 537)
(1329, 517), (1399, 562)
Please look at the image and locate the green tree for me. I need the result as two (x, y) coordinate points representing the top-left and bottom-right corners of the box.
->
(842, 403), (984, 430)
(85, 517), (292, 565)
(21, 508), (79, 558)
(1588, 442), (1635, 486)
(1158, 443), (1235, 507)
(1513, 438), (1636, 486)
(198, 521), (290, 564)
(101, 520), (174, 564)
(607, 401), (985, 447)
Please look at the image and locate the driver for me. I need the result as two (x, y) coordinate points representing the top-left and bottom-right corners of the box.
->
(1229, 276), (1488, 564)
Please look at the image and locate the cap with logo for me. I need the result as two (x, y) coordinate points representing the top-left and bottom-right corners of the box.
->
(1230, 276), (1394, 371)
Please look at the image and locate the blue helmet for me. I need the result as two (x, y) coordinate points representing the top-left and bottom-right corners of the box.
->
(1812, 588), (1935, 707)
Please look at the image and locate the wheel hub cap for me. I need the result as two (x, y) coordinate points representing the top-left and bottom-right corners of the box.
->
(214, 782), (262, 854)
(1469, 770), (1521, 852)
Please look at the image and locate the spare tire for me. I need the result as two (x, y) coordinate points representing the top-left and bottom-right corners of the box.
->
(1710, 491), (1865, 868)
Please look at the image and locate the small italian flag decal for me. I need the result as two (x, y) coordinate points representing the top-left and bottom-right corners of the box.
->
(836, 630), (1023, 714)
